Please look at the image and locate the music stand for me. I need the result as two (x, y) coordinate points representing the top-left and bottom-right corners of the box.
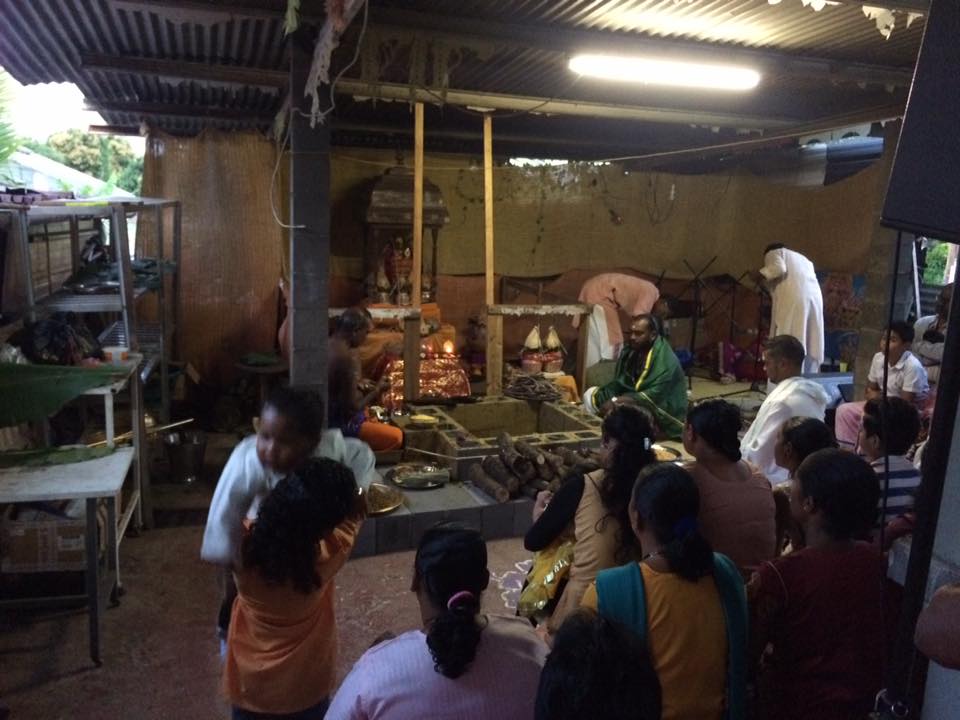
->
(675, 256), (717, 390)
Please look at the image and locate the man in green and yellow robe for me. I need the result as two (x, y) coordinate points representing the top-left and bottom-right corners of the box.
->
(582, 314), (687, 439)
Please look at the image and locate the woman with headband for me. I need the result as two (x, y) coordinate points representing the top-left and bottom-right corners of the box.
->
(327, 523), (547, 720)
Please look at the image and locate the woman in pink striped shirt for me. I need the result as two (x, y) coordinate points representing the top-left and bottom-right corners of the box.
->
(327, 523), (548, 720)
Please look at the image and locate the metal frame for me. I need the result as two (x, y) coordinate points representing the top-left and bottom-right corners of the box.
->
(2, 197), (183, 528)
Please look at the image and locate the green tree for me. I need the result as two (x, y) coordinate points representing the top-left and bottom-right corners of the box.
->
(923, 241), (949, 286)
(0, 71), (18, 167)
(45, 129), (142, 193)
(21, 137), (66, 164)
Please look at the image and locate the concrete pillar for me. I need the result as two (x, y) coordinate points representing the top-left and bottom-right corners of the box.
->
(288, 29), (330, 396)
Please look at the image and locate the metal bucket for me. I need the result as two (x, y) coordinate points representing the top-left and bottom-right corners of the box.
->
(164, 430), (207, 484)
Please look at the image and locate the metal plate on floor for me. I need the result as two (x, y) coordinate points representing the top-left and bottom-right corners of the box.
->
(366, 482), (404, 516)
(386, 464), (450, 490)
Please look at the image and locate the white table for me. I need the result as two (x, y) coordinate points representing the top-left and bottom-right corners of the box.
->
(0, 448), (135, 665)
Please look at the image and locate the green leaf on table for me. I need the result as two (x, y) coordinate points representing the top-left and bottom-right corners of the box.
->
(0, 363), (129, 426)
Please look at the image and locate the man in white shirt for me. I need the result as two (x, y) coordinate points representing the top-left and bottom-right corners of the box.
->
(834, 321), (929, 450)
(752, 244), (825, 375)
(741, 335), (830, 485)
(913, 283), (953, 385)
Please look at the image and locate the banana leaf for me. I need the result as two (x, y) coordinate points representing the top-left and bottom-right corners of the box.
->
(0, 363), (129, 426)
(0, 445), (115, 469)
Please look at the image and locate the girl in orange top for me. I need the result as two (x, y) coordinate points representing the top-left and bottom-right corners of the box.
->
(224, 457), (365, 719)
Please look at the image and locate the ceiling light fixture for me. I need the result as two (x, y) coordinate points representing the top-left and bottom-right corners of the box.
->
(568, 54), (761, 91)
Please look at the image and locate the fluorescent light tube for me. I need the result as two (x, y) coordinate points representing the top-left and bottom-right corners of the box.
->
(569, 54), (761, 91)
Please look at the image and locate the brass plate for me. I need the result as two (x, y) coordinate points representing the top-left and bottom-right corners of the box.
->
(652, 444), (682, 461)
(366, 482), (404, 516)
(387, 463), (450, 490)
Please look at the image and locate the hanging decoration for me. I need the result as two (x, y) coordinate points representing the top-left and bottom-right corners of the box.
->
(862, 5), (897, 39)
(765, 0), (923, 40)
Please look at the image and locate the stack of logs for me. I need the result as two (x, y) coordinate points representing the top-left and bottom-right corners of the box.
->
(467, 432), (603, 503)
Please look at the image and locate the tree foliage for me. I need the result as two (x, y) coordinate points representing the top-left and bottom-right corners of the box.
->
(923, 241), (949, 286)
(44, 129), (142, 193)
(0, 71), (17, 167)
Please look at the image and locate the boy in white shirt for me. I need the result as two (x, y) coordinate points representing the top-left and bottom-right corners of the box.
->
(834, 321), (928, 451)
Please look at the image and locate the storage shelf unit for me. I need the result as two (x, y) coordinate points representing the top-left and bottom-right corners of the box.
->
(99, 321), (162, 383)
(41, 286), (150, 313)
(0, 197), (183, 529)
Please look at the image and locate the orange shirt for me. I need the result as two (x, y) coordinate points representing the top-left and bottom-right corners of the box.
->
(223, 516), (361, 714)
(582, 563), (728, 720)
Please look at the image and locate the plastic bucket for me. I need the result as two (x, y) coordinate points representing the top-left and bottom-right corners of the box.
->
(164, 430), (207, 484)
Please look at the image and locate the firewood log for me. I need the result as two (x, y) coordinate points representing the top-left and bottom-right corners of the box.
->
(541, 450), (566, 475)
(466, 464), (509, 503)
(526, 478), (550, 492)
(554, 446), (600, 472)
(515, 440), (546, 467)
(498, 432), (536, 481)
(481, 455), (520, 495)
(519, 484), (540, 499)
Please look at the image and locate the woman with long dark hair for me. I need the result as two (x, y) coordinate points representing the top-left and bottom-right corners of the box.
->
(523, 404), (658, 634)
(327, 523), (547, 719)
(582, 463), (747, 720)
(683, 399), (776, 572)
(224, 457), (365, 719)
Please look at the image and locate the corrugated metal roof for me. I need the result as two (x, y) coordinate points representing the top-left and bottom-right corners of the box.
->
(0, 0), (923, 154)
(380, 0), (922, 65)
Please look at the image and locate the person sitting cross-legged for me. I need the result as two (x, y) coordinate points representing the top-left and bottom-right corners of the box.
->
(747, 449), (888, 720)
(534, 609), (662, 720)
(681, 399), (776, 575)
(834, 321), (928, 452)
(581, 463), (747, 720)
(740, 335), (830, 485)
(858, 396), (922, 547)
(326, 523), (548, 720)
(582, 313), (687, 440)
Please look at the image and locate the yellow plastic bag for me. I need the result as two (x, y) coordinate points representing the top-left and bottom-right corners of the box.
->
(517, 538), (574, 620)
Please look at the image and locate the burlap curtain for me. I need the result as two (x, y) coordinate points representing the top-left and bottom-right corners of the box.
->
(141, 130), (286, 381)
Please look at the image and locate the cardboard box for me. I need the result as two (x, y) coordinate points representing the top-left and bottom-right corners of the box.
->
(1, 503), (105, 573)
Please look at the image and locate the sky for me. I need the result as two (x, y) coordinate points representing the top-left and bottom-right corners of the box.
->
(4, 71), (145, 156)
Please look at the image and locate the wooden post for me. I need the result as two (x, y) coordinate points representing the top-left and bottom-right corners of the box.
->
(289, 28), (330, 396)
(576, 311), (591, 397)
(487, 315), (504, 396)
(403, 313), (421, 401)
(483, 114), (494, 306)
(483, 114), (500, 395)
(412, 102), (424, 307)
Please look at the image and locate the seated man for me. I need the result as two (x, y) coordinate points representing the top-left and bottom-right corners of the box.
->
(834, 321), (929, 451)
(575, 273), (670, 374)
(581, 314), (687, 439)
(329, 308), (404, 453)
(741, 335), (830, 485)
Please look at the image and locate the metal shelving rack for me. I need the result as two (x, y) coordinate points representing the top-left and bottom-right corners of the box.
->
(1, 197), (182, 529)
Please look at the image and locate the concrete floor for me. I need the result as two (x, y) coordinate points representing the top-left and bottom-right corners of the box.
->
(0, 525), (531, 720)
(0, 377), (764, 718)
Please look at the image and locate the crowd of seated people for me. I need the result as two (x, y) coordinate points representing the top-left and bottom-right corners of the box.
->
(203, 312), (943, 719)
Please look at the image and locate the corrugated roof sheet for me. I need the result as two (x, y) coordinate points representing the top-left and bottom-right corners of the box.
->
(0, 0), (922, 149)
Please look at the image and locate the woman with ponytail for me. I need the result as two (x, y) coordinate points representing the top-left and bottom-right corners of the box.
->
(327, 523), (547, 720)
(524, 404), (658, 634)
(682, 399), (776, 572)
(582, 463), (747, 720)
